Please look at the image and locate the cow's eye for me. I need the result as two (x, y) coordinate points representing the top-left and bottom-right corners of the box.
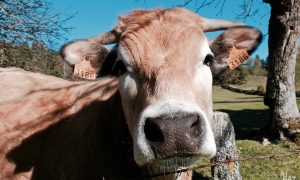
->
(203, 54), (214, 66)
(112, 60), (127, 76)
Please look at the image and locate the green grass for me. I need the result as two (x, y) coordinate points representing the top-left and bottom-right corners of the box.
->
(213, 86), (270, 135)
(213, 86), (300, 133)
(213, 86), (268, 110)
(237, 140), (300, 180)
(193, 86), (300, 179)
(194, 141), (300, 179)
(234, 75), (267, 90)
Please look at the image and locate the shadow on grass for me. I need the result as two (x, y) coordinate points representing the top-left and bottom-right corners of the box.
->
(235, 96), (263, 99)
(217, 109), (270, 140)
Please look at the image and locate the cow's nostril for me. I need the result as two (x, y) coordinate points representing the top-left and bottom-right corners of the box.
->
(190, 115), (201, 137)
(190, 115), (200, 128)
(144, 118), (164, 142)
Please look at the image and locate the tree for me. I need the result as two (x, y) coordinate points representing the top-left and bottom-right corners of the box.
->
(263, 0), (300, 142)
(0, 0), (74, 47)
(248, 55), (267, 76)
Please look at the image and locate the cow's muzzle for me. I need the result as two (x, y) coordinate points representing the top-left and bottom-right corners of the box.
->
(144, 113), (205, 158)
(134, 101), (216, 166)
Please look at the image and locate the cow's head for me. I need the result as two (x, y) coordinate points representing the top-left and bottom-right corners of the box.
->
(61, 8), (261, 171)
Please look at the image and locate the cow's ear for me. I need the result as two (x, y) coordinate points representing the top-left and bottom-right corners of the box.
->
(61, 40), (109, 67)
(60, 40), (119, 78)
(209, 26), (262, 76)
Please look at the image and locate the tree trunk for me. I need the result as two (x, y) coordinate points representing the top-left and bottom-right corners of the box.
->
(264, 0), (300, 143)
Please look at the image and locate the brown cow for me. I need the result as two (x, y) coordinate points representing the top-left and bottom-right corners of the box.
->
(0, 8), (261, 180)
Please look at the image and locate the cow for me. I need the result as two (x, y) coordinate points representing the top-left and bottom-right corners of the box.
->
(0, 8), (261, 180)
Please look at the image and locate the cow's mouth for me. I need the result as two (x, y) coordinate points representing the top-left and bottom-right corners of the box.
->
(149, 154), (199, 172)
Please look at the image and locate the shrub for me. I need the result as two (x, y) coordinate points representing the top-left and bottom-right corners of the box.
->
(257, 85), (265, 93)
(214, 67), (249, 85)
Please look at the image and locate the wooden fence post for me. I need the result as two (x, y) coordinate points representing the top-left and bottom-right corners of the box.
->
(210, 111), (242, 180)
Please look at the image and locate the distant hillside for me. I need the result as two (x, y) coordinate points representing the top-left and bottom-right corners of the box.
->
(0, 42), (65, 78)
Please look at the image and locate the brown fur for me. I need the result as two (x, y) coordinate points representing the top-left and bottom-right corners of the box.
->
(0, 68), (191, 180)
(0, 68), (128, 179)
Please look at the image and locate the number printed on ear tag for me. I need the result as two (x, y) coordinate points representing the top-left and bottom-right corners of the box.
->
(226, 46), (249, 69)
(73, 56), (97, 80)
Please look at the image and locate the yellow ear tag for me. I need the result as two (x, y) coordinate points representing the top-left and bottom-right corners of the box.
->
(226, 46), (249, 69)
(73, 56), (97, 80)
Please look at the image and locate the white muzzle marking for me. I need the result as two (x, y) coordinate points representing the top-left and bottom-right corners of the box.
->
(133, 100), (216, 166)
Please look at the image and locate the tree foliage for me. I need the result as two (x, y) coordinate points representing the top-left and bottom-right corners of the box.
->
(246, 55), (268, 76)
(214, 67), (249, 85)
(0, 42), (64, 77)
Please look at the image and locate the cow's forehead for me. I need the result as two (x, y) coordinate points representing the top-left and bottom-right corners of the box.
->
(114, 8), (213, 78)
(117, 23), (210, 76)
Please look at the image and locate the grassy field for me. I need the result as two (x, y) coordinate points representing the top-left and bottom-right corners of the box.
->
(194, 86), (300, 179)
(233, 75), (267, 90)
(213, 86), (300, 134)
(236, 52), (300, 91)
(233, 75), (300, 92)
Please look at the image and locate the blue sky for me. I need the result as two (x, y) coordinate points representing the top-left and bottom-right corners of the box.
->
(50, 0), (271, 59)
